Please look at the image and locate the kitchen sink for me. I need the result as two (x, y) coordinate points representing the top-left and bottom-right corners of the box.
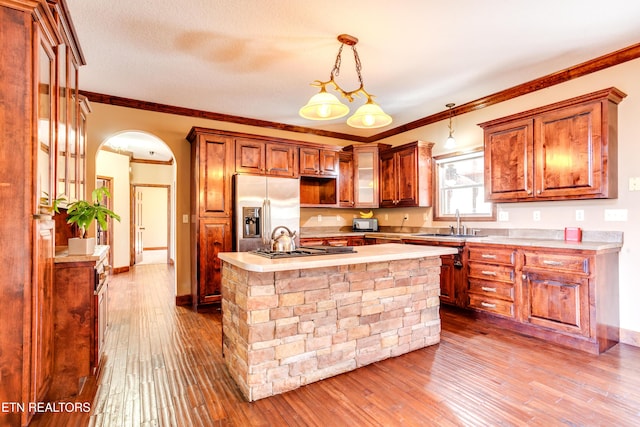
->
(412, 233), (481, 238)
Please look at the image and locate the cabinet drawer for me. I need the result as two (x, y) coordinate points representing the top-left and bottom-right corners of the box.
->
(468, 262), (515, 283)
(469, 279), (514, 301)
(523, 252), (590, 275)
(468, 247), (515, 265)
(468, 294), (514, 318)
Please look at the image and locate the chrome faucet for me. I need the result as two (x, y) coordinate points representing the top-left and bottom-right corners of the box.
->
(455, 209), (464, 235)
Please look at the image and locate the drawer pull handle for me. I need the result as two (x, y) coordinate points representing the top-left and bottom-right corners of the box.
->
(543, 260), (563, 266)
(481, 254), (497, 259)
(481, 270), (497, 276)
(481, 302), (497, 308)
(481, 286), (497, 293)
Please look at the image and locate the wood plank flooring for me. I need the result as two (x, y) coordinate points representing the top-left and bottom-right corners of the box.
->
(32, 263), (640, 426)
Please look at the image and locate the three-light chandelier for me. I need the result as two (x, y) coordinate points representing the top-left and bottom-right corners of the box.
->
(299, 34), (392, 129)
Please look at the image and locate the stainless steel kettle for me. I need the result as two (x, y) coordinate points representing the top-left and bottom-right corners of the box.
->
(271, 226), (297, 252)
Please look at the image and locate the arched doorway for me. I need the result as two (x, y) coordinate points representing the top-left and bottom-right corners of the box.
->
(96, 130), (177, 279)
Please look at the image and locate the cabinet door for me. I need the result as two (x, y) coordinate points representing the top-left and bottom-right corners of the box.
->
(379, 150), (397, 207)
(338, 152), (354, 207)
(484, 118), (534, 201)
(524, 271), (589, 337)
(395, 146), (418, 206)
(32, 219), (54, 402)
(266, 143), (297, 177)
(439, 254), (456, 305)
(353, 147), (380, 208)
(235, 138), (265, 174)
(320, 150), (339, 176)
(198, 219), (232, 305)
(299, 147), (321, 175)
(535, 102), (604, 199)
(199, 135), (233, 216)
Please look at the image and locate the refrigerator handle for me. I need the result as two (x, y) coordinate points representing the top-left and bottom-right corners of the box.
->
(262, 199), (271, 248)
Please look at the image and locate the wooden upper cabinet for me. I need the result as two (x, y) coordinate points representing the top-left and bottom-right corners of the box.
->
(535, 102), (604, 199)
(299, 147), (339, 177)
(379, 141), (434, 208)
(338, 151), (354, 207)
(235, 138), (298, 177)
(483, 118), (534, 201)
(480, 88), (626, 202)
(189, 131), (234, 217)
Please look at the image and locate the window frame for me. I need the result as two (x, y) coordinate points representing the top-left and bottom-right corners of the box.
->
(433, 148), (496, 222)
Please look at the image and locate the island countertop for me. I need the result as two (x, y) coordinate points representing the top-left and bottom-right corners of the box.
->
(218, 243), (458, 272)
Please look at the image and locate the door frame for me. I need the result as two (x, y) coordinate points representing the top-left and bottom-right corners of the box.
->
(130, 183), (172, 265)
(96, 176), (115, 265)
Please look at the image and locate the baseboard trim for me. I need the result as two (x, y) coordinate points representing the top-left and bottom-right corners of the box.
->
(113, 266), (130, 274)
(175, 294), (192, 307)
(620, 327), (640, 348)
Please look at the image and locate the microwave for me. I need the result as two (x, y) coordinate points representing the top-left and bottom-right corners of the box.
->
(352, 218), (378, 232)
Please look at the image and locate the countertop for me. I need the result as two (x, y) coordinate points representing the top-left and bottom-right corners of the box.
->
(218, 243), (458, 273)
(54, 244), (109, 263)
(300, 229), (623, 252)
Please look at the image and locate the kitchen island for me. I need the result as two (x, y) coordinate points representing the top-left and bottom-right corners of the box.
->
(218, 243), (457, 401)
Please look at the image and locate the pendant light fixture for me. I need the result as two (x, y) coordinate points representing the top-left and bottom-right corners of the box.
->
(299, 34), (392, 129)
(445, 103), (456, 149)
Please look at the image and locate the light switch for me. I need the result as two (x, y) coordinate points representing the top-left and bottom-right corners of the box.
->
(182, 214), (189, 224)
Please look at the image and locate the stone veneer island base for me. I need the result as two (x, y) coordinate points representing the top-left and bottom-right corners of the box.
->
(218, 243), (457, 401)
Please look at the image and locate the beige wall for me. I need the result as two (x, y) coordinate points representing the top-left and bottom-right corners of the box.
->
(85, 57), (640, 342)
(96, 150), (131, 269)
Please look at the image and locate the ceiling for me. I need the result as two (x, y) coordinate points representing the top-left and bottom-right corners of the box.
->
(66, 0), (640, 158)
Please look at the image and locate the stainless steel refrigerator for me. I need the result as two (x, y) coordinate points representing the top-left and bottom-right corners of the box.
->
(233, 174), (301, 252)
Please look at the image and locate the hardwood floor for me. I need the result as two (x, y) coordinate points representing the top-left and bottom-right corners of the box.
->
(33, 263), (640, 426)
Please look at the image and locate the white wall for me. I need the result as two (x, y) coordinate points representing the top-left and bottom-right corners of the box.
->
(131, 162), (176, 259)
(96, 150), (131, 269)
(138, 186), (168, 249)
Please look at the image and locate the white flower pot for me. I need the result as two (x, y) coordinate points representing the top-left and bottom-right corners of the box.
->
(68, 237), (96, 255)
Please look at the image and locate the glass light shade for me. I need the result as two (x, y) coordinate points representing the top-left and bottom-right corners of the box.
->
(346, 101), (392, 129)
(299, 91), (349, 120)
(445, 134), (456, 149)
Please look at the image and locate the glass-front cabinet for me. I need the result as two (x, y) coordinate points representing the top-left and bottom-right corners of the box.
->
(352, 144), (387, 208)
(37, 36), (56, 211)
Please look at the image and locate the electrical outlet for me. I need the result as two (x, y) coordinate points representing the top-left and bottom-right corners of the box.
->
(182, 214), (189, 224)
(533, 210), (541, 221)
(318, 214), (322, 222)
(630, 177), (640, 191)
(498, 211), (509, 221)
(385, 214), (388, 221)
(604, 209), (628, 221)
(576, 210), (584, 221)
(403, 213), (409, 220)
(423, 212), (429, 221)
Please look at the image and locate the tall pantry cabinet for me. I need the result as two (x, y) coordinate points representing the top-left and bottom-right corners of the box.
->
(0, 1), (85, 425)
(187, 128), (235, 309)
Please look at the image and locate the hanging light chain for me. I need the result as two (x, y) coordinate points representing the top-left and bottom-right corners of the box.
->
(311, 35), (372, 103)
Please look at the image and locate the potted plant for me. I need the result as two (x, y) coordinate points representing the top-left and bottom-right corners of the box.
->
(66, 187), (121, 255)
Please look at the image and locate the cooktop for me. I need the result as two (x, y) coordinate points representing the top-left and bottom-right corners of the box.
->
(249, 246), (356, 259)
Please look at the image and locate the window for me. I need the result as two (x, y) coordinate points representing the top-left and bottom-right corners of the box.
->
(433, 149), (495, 221)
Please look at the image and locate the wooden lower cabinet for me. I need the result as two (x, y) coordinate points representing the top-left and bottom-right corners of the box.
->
(195, 219), (232, 306)
(466, 242), (619, 354)
(31, 219), (55, 406)
(467, 245), (517, 318)
(50, 246), (110, 399)
(403, 238), (467, 307)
